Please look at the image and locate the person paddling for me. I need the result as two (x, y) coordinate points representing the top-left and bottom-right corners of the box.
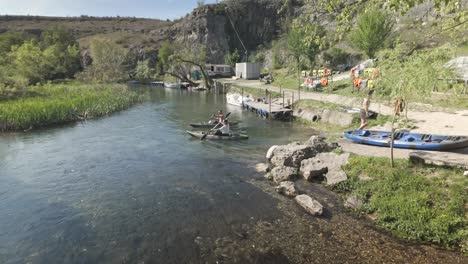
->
(213, 120), (230, 136)
(358, 90), (374, 130)
(216, 110), (225, 124)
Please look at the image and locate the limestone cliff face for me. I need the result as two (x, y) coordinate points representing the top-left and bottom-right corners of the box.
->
(171, 1), (286, 63)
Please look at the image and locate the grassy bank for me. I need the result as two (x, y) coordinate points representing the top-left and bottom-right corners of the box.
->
(0, 82), (145, 131)
(337, 155), (467, 252)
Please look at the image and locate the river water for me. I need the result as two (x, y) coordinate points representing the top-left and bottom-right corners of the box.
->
(0, 87), (313, 263)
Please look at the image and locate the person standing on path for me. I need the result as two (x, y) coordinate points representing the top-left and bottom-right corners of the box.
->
(358, 90), (374, 130)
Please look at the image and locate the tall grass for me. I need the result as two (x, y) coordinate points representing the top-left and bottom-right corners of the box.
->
(0, 83), (145, 131)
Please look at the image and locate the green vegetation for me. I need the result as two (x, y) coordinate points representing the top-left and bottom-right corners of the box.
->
(0, 83), (145, 131)
(349, 7), (394, 58)
(337, 155), (467, 251)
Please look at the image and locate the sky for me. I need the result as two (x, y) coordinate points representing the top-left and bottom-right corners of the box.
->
(0, 0), (219, 20)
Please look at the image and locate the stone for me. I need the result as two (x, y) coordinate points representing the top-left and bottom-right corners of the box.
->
(325, 168), (348, 186)
(270, 166), (298, 183)
(299, 158), (328, 181)
(266, 145), (278, 161)
(464, 171), (468, 177)
(294, 195), (323, 216)
(267, 137), (338, 169)
(255, 163), (269, 173)
(344, 195), (363, 210)
(300, 152), (350, 182)
(275, 181), (297, 197)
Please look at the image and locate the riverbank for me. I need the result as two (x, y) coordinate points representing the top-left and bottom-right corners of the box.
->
(260, 136), (468, 254)
(0, 82), (146, 131)
(221, 78), (468, 136)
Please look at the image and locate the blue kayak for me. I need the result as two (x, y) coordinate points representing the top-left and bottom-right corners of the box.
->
(344, 130), (468, 151)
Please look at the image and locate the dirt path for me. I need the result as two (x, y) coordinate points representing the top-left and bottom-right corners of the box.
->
(222, 79), (468, 136)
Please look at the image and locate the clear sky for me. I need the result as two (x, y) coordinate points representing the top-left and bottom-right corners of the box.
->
(0, 0), (220, 20)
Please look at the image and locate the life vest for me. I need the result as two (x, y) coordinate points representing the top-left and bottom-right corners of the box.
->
(306, 78), (313, 84)
(312, 70), (317, 76)
(321, 78), (328, 86)
(353, 78), (362, 88)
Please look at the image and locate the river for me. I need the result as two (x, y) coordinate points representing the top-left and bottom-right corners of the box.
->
(0, 87), (465, 264)
(0, 87), (312, 263)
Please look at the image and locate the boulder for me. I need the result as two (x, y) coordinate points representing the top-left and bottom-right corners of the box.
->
(270, 166), (298, 183)
(299, 158), (328, 181)
(255, 163), (270, 173)
(300, 152), (350, 183)
(294, 195), (323, 216)
(464, 171), (468, 177)
(344, 195), (363, 210)
(268, 137), (338, 168)
(275, 181), (297, 197)
(325, 169), (348, 186)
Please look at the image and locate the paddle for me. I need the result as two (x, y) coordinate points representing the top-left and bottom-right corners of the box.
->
(201, 112), (231, 141)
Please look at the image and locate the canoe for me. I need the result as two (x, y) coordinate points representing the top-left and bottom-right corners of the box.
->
(189, 121), (239, 129)
(344, 130), (468, 151)
(187, 131), (248, 140)
(164, 82), (181, 88)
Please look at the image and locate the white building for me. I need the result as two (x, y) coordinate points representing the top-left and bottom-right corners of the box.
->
(235, 63), (260, 80)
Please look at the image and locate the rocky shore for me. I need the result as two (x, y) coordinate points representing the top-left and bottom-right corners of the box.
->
(257, 136), (352, 216)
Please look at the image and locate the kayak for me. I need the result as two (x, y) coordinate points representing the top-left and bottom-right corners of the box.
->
(187, 131), (248, 140)
(344, 130), (468, 151)
(189, 121), (239, 129)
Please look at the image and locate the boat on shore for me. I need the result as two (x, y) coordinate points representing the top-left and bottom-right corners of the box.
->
(164, 82), (181, 88)
(187, 131), (248, 140)
(226, 93), (253, 107)
(344, 130), (468, 150)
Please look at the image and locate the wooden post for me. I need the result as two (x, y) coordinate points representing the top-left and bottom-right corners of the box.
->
(292, 92), (294, 110)
(282, 91), (285, 106)
(269, 92), (272, 120)
(241, 87), (244, 107)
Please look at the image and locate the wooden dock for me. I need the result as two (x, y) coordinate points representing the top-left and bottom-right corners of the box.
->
(242, 100), (293, 121)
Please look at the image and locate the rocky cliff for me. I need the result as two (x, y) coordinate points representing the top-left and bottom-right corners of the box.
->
(170, 0), (290, 63)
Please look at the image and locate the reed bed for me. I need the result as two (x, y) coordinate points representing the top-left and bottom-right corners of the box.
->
(0, 83), (144, 131)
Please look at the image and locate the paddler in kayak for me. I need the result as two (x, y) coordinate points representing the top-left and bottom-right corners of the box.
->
(213, 119), (230, 136)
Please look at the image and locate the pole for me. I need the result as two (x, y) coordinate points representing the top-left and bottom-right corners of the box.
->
(269, 92), (272, 120)
(241, 87), (244, 107)
(292, 92), (294, 110)
(282, 91), (285, 107)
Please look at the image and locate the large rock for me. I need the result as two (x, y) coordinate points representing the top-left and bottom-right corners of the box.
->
(464, 171), (468, 177)
(270, 166), (298, 183)
(300, 152), (350, 184)
(325, 169), (348, 186)
(294, 195), (323, 216)
(269, 137), (338, 168)
(275, 181), (298, 197)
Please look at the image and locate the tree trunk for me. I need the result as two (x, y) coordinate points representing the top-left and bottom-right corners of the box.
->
(390, 112), (397, 168)
(179, 59), (214, 89)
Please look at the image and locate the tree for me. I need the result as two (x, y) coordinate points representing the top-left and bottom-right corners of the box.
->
(288, 26), (305, 100)
(9, 40), (50, 85)
(349, 7), (394, 58)
(135, 60), (154, 81)
(166, 42), (213, 89)
(157, 41), (173, 74)
(224, 49), (240, 67)
(77, 39), (128, 83)
(197, 0), (205, 7)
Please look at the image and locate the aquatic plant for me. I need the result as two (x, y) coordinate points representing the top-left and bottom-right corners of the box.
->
(0, 83), (145, 131)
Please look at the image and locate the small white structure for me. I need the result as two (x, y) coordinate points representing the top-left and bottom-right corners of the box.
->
(235, 62), (260, 80)
(206, 64), (233, 77)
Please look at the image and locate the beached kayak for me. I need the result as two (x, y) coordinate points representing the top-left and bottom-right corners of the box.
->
(187, 131), (248, 140)
(344, 130), (468, 151)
